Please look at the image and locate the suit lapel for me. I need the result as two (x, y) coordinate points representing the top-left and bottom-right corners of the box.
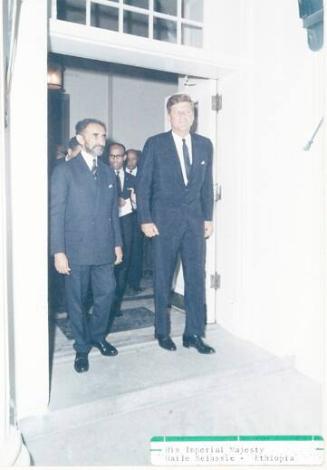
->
(121, 171), (128, 198)
(95, 161), (106, 211)
(188, 133), (200, 185)
(76, 154), (96, 179)
(167, 131), (200, 187)
(123, 171), (128, 193)
(77, 153), (92, 176)
(167, 131), (186, 187)
(75, 154), (98, 199)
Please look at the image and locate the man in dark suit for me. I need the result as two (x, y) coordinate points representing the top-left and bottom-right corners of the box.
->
(125, 149), (144, 294)
(50, 119), (123, 373)
(136, 94), (215, 354)
(107, 143), (137, 316)
(49, 136), (82, 315)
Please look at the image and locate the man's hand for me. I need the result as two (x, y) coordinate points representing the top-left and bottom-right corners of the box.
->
(114, 246), (123, 265)
(54, 252), (71, 275)
(204, 221), (214, 239)
(141, 223), (160, 238)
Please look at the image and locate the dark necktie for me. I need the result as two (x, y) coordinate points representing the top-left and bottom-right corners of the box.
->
(91, 158), (97, 180)
(116, 170), (122, 192)
(182, 138), (192, 182)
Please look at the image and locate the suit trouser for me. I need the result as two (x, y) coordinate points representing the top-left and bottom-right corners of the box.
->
(128, 213), (144, 289)
(65, 263), (116, 353)
(113, 213), (134, 310)
(153, 218), (206, 338)
(49, 261), (66, 312)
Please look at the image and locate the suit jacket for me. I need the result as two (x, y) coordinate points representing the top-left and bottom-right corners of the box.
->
(136, 130), (214, 228)
(50, 154), (122, 265)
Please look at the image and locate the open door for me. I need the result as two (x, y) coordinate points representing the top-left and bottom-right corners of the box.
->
(167, 76), (219, 324)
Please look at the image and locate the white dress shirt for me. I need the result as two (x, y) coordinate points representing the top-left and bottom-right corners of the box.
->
(116, 168), (135, 217)
(126, 167), (137, 176)
(172, 131), (192, 185)
(81, 150), (97, 171)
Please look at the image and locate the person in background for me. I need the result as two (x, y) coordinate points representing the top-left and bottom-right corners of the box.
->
(66, 136), (82, 161)
(50, 118), (123, 373)
(136, 93), (215, 354)
(125, 149), (144, 294)
(108, 143), (136, 317)
(54, 144), (67, 162)
(125, 148), (140, 176)
(53, 137), (81, 167)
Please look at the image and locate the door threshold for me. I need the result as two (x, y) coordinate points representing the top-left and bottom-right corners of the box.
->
(53, 307), (187, 363)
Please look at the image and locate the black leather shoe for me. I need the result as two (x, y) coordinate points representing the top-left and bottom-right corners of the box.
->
(92, 340), (118, 356)
(183, 335), (215, 354)
(157, 336), (177, 351)
(74, 353), (89, 373)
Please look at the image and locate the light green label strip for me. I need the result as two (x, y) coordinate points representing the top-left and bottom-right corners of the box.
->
(151, 435), (324, 442)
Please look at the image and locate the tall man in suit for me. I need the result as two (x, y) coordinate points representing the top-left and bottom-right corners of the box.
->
(50, 119), (123, 373)
(107, 143), (137, 316)
(136, 94), (215, 354)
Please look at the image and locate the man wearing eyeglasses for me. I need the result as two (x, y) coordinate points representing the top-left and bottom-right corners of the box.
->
(107, 143), (137, 317)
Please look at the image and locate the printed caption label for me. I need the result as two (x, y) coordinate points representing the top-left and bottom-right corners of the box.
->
(150, 435), (324, 466)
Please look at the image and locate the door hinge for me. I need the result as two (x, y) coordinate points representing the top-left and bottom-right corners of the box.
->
(214, 183), (222, 202)
(212, 94), (222, 112)
(210, 272), (221, 290)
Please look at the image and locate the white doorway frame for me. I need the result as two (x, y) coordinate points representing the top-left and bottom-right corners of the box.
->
(49, 18), (232, 322)
(13, 11), (237, 419)
(49, 19), (239, 79)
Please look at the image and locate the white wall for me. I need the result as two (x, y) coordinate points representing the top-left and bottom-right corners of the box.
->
(111, 74), (176, 149)
(203, 0), (250, 60)
(64, 68), (111, 138)
(64, 67), (177, 149)
(10, 0), (49, 418)
(216, 0), (324, 382)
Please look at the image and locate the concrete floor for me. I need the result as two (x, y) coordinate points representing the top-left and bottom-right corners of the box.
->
(20, 294), (322, 466)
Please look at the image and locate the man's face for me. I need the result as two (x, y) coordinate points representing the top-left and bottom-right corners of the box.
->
(169, 101), (194, 136)
(77, 123), (106, 157)
(109, 145), (126, 171)
(126, 151), (138, 170)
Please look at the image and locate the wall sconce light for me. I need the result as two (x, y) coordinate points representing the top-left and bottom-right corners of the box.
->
(47, 63), (64, 90)
(298, 0), (324, 51)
